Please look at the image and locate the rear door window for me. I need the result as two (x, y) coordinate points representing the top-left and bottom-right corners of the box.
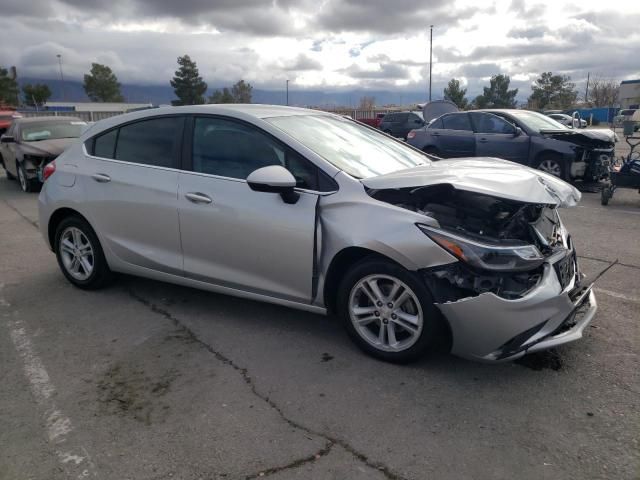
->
(470, 113), (516, 134)
(429, 118), (444, 129)
(442, 113), (472, 131)
(115, 117), (183, 168)
(93, 129), (117, 158)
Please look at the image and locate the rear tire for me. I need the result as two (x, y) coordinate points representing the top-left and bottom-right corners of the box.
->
(601, 186), (612, 205)
(54, 216), (114, 290)
(337, 258), (445, 363)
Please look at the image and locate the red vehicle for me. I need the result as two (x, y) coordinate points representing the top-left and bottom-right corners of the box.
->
(357, 113), (386, 128)
(0, 108), (21, 135)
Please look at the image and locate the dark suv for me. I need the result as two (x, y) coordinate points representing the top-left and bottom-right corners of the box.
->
(407, 109), (616, 181)
(379, 111), (425, 139)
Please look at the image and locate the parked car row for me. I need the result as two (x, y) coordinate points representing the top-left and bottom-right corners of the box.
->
(0, 116), (86, 192)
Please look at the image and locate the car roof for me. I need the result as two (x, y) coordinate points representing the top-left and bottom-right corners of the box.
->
(80, 104), (336, 139)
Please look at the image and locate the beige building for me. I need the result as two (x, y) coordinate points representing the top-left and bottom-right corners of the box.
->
(619, 80), (640, 109)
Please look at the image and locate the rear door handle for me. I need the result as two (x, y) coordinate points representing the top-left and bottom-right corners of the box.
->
(91, 173), (111, 183)
(478, 138), (488, 143)
(185, 192), (213, 204)
(431, 132), (440, 136)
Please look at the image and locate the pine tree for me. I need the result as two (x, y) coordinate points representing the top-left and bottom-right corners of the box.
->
(170, 55), (208, 106)
(83, 63), (124, 102)
(443, 79), (468, 109)
(472, 75), (518, 109)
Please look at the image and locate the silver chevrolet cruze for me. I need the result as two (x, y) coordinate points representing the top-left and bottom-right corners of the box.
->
(38, 105), (597, 363)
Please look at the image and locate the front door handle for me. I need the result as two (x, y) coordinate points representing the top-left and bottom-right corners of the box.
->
(478, 138), (488, 143)
(185, 192), (213, 204)
(91, 173), (111, 183)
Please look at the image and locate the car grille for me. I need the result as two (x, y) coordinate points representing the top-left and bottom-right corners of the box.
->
(554, 252), (577, 290)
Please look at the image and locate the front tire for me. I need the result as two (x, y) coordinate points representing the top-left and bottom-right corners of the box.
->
(17, 161), (39, 192)
(54, 216), (114, 290)
(337, 258), (444, 363)
(601, 186), (612, 205)
(536, 156), (566, 180)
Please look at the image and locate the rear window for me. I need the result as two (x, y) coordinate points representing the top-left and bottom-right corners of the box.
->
(88, 116), (183, 168)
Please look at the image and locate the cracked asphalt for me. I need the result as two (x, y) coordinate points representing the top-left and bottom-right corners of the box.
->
(0, 170), (638, 480)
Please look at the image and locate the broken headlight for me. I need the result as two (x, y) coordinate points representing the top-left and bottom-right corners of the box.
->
(417, 224), (545, 272)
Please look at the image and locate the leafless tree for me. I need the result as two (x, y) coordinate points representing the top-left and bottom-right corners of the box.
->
(358, 96), (376, 110)
(587, 77), (619, 107)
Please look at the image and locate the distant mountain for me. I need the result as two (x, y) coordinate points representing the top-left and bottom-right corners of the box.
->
(17, 77), (432, 108)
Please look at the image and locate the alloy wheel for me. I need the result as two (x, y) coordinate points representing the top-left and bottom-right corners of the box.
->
(538, 159), (562, 177)
(59, 227), (95, 281)
(348, 274), (424, 352)
(17, 164), (27, 191)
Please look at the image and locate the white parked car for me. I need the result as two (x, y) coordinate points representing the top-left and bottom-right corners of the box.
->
(547, 113), (587, 129)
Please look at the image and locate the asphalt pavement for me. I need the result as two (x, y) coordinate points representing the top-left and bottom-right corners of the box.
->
(0, 171), (638, 480)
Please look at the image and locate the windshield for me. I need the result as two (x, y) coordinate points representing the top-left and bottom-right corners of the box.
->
(508, 110), (568, 132)
(21, 121), (86, 142)
(265, 115), (429, 178)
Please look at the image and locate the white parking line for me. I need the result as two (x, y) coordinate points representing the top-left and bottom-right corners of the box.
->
(595, 288), (640, 303)
(2, 285), (96, 478)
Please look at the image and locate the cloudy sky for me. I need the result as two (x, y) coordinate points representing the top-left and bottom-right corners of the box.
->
(1, 0), (639, 100)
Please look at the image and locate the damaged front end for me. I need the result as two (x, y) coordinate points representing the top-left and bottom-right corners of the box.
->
(542, 128), (616, 181)
(368, 183), (596, 361)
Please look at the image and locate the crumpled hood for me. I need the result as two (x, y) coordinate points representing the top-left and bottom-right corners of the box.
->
(362, 158), (581, 207)
(539, 128), (616, 147)
(19, 138), (77, 157)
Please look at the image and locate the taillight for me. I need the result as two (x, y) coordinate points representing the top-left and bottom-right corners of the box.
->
(43, 160), (56, 181)
(407, 130), (416, 139)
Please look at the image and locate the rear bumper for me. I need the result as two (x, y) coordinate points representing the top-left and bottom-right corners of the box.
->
(437, 260), (597, 362)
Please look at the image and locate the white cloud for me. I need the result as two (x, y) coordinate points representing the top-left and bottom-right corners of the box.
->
(0, 0), (638, 100)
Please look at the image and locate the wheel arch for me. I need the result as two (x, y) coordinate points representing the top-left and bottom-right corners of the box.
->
(534, 149), (564, 165)
(534, 150), (569, 179)
(48, 207), (94, 249)
(322, 246), (405, 314)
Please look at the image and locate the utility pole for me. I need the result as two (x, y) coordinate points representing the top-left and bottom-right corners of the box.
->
(584, 72), (590, 104)
(286, 79), (289, 106)
(56, 54), (66, 101)
(428, 25), (433, 102)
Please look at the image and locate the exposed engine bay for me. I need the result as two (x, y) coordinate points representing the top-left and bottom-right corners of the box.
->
(541, 128), (616, 181)
(368, 184), (571, 300)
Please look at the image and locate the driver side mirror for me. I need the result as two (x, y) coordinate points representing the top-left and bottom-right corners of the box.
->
(247, 165), (300, 204)
(0, 135), (15, 143)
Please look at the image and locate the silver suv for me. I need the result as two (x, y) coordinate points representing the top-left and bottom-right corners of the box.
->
(38, 105), (597, 363)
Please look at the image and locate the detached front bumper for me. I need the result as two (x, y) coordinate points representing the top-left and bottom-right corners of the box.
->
(436, 259), (597, 362)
